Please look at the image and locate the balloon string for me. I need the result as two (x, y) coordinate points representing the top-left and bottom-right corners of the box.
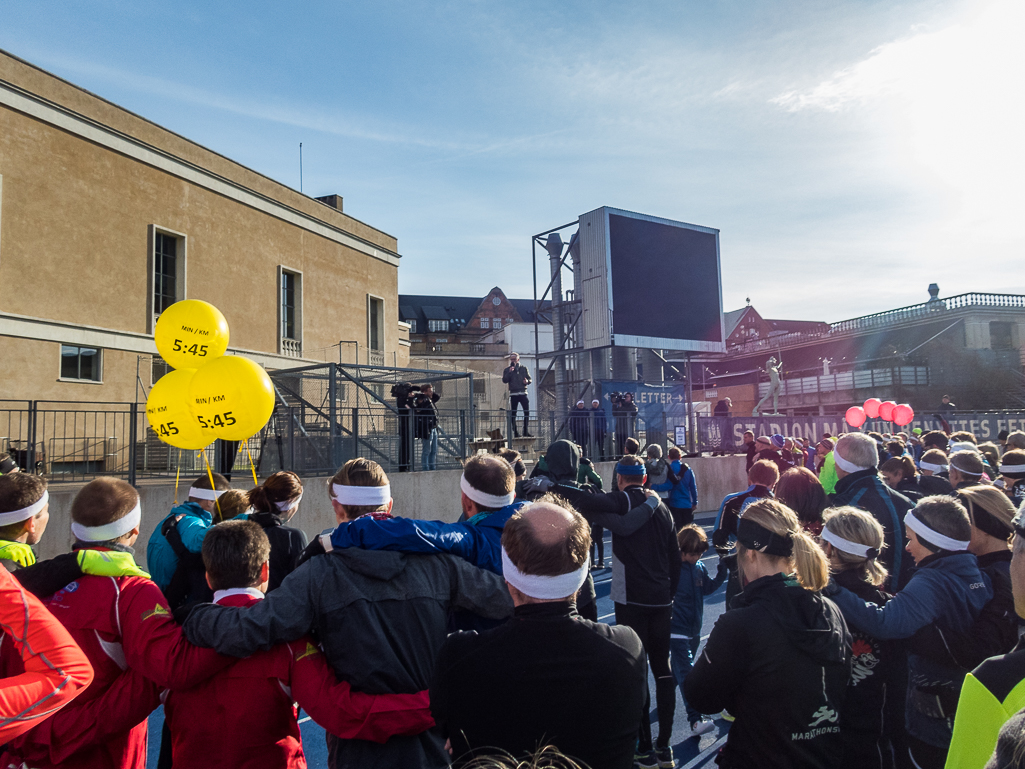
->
(246, 444), (258, 488)
(174, 449), (181, 506)
(201, 448), (222, 520)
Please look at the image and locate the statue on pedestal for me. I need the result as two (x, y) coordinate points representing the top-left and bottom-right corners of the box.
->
(753, 356), (783, 416)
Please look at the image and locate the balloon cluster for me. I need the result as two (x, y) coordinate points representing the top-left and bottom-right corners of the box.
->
(145, 300), (276, 450)
(845, 398), (915, 429)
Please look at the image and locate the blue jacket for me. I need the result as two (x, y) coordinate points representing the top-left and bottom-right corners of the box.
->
(651, 460), (698, 510)
(830, 551), (992, 748)
(327, 502), (527, 575)
(146, 501), (212, 591)
(671, 559), (726, 639)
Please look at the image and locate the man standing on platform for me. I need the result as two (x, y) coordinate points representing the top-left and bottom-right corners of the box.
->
(503, 353), (532, 438)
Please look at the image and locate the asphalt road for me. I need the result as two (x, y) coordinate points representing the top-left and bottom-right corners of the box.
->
(147, 512), (730, 768)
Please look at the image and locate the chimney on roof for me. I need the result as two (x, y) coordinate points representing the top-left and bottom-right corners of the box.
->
(315, 194), (343, 212)
(928, 283), (940, 301)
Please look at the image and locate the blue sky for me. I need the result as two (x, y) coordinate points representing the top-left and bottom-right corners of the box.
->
(3, 0), (1021, 322)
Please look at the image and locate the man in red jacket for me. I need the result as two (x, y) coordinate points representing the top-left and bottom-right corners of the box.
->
(0, 477), (233, 769)
(165, 519), (434, 767)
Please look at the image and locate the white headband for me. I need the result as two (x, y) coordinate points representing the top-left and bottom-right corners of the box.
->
(71, 501), (142, 543)
(460, 474), (515, 509)
(576, 400), (585, 405)
(919, 461), (948, 473)
(833, 450), (874, 474)
(904, 510), (970, 552)
(0, 490), (49, 526)
(821, 526), (878, 559)
(331, 483), (391, 506)
(275, 492), (303, 512)
(189, 487), (227, 501)
(1000, 463), (1025, 474)
(949, 459), (983, 477)
(501, 546), (589, 600)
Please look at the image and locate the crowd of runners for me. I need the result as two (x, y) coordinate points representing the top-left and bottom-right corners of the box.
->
(1, 421), (1025, 769)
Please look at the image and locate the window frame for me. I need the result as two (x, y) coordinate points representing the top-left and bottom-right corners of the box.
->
(148, 225), (187, 332)
(59, 344), (103, 383)
(278, 265), (304, 357)
(367, 294), (386, 353)
(480, 317), (490, 329)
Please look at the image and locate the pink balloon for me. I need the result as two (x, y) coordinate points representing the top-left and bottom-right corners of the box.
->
(863, 398), (882, 419)
(892, 404), (914, 426)
(845, 406), (867, 428)
(878, 401), (896, 421)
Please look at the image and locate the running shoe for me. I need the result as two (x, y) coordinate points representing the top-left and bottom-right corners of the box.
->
(656, 746), (676, 768)
(687, 719), (715, 737)
(633, 751), (659, 769)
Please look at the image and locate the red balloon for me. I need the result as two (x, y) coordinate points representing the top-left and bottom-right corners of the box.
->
(892, 404), (914, 426)
(845, 406), (867, 428)
(863, 398), (882, 419)
(878, 401), (897, 421)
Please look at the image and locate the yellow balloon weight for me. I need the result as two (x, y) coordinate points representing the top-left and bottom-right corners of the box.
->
(146, 369), (211, 451)
(189, 356), (275, 442)
(154, 300), (230, 370)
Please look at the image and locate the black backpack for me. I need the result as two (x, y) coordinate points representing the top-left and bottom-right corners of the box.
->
(160, 513), (213, 611)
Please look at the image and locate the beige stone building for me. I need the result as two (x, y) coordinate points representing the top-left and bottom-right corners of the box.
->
(0, 48), (409, 414)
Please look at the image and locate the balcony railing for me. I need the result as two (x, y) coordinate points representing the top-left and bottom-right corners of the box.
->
(757, 366), (930, 398)
(281, 338), (302, 358)
(728, 292), (1025, 355)
(410, 342), (509, 357)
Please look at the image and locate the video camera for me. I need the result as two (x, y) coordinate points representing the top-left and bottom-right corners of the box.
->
(390, 381), (416, 400)
(608, 391), (629, 408)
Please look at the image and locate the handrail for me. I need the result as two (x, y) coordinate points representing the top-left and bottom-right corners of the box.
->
(728, 292), (1025, 354)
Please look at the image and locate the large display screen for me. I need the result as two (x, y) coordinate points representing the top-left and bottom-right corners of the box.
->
(606, 211), (724, 351)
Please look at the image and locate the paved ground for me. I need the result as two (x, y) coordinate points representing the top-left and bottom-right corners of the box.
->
(147, 512), (730, 768)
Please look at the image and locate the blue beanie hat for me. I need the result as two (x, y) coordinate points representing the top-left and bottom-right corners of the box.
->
(771, 434), (786, 448)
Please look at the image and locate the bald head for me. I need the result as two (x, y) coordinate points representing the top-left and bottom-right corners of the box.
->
(502, 498), (590, 578)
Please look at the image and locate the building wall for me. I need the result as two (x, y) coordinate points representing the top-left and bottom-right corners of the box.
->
(0, 50), (403, 403)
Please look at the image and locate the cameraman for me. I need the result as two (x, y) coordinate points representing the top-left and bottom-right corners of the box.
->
(502, 353), (533, 438)
(414, 383), (441, 471)
(392, 381), (415, 472)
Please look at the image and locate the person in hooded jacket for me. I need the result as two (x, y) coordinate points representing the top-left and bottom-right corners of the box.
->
(820, 507), (903, 769)
(826, 496), (993, 769)
(651, 447), (698, 530)
(684, 498), (852, 769)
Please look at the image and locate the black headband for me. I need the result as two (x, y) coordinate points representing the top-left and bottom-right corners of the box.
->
(964, 498), (1014, 541)
(737, 518), (794, 557)
(0, 456), (17, 474)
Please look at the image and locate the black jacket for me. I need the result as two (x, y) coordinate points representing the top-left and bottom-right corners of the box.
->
(247, 511), (308, 592)
(919, 473), (954, 495)
(895, 477), (925, 501)
(832, 569), (902, 769)
(684, 573), (852, 769)
(413, 391), (441, 439)
(831, 469), (915, 589)
(502, 364), (531, 394)
(431, 601), (647, 769)
(184, 548), (513, 769)
(569, 407), (590, 443)
(555, 483), (680, 607)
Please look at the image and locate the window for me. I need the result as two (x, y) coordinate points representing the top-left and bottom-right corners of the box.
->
(150, 226), (186, 329)
(279, 267), (303, 357)
(151, 355), (171, 385)
(368, 295), (385, 352)
(60, 345), (101, 382)
(480, 317), (490, 329)
(428, 319), (448, 333)
(407, 319), (418, 333)
(991, 321), (1014, 350)
(507, 318), (514, 326)
(492, 318), (502, 329)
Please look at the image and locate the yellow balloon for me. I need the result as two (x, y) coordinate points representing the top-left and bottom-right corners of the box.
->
(189, 356), (275, 442)
(146, 369), (211, 451)
(154, 300), (230, 370)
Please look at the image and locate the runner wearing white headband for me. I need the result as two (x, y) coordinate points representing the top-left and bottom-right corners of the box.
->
(0, 474), (51, 568)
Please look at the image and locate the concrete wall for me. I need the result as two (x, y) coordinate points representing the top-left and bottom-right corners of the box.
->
(34, 455), (748, 568)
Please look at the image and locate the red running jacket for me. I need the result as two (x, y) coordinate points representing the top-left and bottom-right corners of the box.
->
(166, 590), (435, 768)
(1, 567), (230, 769)
(0, 565), (93, 743)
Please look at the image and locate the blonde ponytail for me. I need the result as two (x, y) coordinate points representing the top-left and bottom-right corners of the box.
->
(791, 529), (829, 591)
(741, 499), (829, 592)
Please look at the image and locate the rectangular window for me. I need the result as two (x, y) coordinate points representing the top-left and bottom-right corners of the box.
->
(480, 317), (490, 329)
(492, 318), (502, 329)
(368, 295), (385, 351)
(428, 319), (448, 333)
(60, 345), (102, 382)
(279, 267), (303, 357)
(150, 226), (187, 329)
(991, 321), (1014, 350)
(407, 319), (418, 333)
